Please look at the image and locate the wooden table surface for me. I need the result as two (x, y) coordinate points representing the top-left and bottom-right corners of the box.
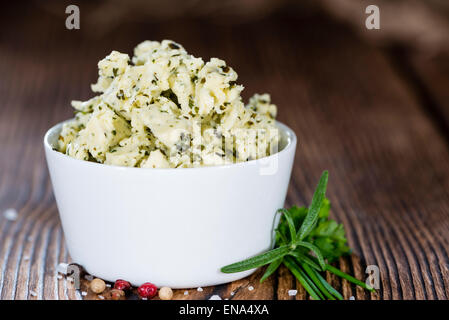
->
(1, 4), (448, 300)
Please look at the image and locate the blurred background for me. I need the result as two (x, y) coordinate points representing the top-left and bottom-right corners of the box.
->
(1, 0), (448, 126)
(0, 0), (449, 300)
(2, 0), (449, 125)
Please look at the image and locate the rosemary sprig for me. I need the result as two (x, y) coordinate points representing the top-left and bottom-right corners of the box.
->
(221, 245), (290, 273)
(221, 170), (375, 299)
(296, 171), (328, 242)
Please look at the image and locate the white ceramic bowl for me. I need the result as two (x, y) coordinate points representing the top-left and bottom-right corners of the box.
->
(44, 120), (296, 288)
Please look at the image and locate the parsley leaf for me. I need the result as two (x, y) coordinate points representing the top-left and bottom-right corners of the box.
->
(276, 197), (350, 262)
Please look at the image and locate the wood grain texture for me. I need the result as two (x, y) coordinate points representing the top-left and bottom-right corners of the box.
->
(407, 54), (449, 140)
(0, 2), (448, 300)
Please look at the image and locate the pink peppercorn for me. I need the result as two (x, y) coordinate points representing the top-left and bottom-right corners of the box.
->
(137, 282), (157, 299)
(114, 279), (131, 291)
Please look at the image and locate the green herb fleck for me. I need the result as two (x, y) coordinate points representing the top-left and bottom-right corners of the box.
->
(168, 43), (180, 50)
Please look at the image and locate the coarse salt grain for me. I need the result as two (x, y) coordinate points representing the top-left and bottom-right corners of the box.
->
(288, 290), (298, 296)
(56, 262), (68, 275)
(184, 291), (189, 296)
(81, 291), (87, 296)
(141, 297), (147, 300)
(349, 296), (355, 300)
(98, 295), (105, 300)
(57, 275), (63, 280)
(209, 295), (222, 300)
(230, 291), (235, 296)
(30, 290), (37, 297)
(3, 208), (18, 221)
(248, 286), (254, 291)
(197, 287), (203, 292)
(106, 284), (111, 288)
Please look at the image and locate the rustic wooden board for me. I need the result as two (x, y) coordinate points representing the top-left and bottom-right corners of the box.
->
(407, 54), (449, 135)
(0, 4), (448, 300)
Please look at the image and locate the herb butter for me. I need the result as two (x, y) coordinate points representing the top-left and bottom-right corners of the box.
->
(58, 40), (279, 168)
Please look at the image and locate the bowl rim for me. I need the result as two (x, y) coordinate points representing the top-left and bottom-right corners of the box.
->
(44, 119), (297, 171)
